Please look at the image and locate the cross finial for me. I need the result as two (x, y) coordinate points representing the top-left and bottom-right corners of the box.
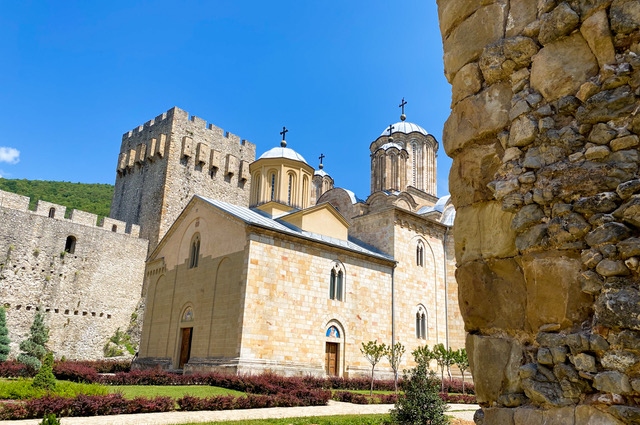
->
(399, 97), (407, 121)
(319, 153), (325, 169)
(280, 126), (288, 147)
(387, 124), (395, 136)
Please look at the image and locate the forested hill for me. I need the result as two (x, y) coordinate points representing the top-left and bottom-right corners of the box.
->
(0, 178), (113, 218)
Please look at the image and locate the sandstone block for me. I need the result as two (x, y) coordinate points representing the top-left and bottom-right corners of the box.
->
(436, 0), (481, 38)
(618, 237), (640, 258)
(610, 134), (639, 151)
(577, 81), (601, 102)
(579, 270), (603, 294)
(593, 371), (632, 394)
(514, 407), (544, 425)
(585, 145), (610, 160)
(442, 3), (507, 81)
(456, 259), (526, 332)
(449, 142), (503, 207)
(601, 350), (640, 373)
(589, 123), (617, 145)
(590, 333), (610, 351)
(443, 83), (511, 156)
(596, 259), (630, 277)
(483, 407), (515, 425)
(467, 334), (523, 404)
(538, 3), (580, 46)
(609, 406), (640, 424)
(510, 99), (531, 121)
(451, 62), (483, 105)
(580, 9), (616, 69)
(572, 353), (597, 373)
(516, 223), (549, 252)
(522, 251), (593, 331)
(509, 115), (538, 147)
(538, 347), (554, 365)
(531, 33), (599, 102)
(454, 202), (517, 264)
(573, 192), (620, 215)
(506, 0), (538, 37)
(576, 405), (625, 425)
(613, 195), (640, 228)
(512, 204), (545, 232)
(610, 0), (640, 34)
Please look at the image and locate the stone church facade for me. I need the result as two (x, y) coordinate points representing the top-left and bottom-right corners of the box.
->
(135, 109), (464, 376)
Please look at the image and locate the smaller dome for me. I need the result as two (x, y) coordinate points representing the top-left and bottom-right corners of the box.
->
(259, 147), (308, 164)
(379, 121), (429, 137)
(315, 169), (329, 177)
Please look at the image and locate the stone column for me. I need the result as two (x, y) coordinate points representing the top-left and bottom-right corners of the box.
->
(436, 1), (640, 423)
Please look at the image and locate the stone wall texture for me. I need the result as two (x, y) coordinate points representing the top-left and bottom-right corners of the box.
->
(0, 190), (147, 360)
(436, 0), (640, 423)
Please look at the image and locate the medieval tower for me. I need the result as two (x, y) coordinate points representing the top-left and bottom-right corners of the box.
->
(110, 107), (256, 249)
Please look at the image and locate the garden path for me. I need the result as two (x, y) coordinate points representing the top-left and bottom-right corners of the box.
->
(1, 401), (478, 424)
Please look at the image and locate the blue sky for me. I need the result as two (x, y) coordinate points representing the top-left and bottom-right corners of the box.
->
(0, 1), (452, 199)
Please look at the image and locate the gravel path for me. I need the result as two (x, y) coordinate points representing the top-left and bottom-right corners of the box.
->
(1, 402), (479, 424)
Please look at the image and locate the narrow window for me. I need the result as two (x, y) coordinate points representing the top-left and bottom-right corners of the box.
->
(329, 269), (336, 300)
(288, 174), (293, 206)
(189, 234), (200, 269)
(111, 224), (118, 232)
(336, 270), (343, 301)
(416, 307), (427, 339)
(65, 236), (76, 254)
(416, 242), (424, 267)
(270, 173), (276, 201)
(48, 208), (56, 218)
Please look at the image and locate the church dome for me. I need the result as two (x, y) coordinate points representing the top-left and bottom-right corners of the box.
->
(258, 146), (308, 164)
(379, 121), (429, 137)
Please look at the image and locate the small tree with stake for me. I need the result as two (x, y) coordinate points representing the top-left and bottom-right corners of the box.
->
(360, 340), (387, 396)
(0, 307), (10, 362)
(18, 311), (49, 373)
(433, 343), (456, 392)
(386, 341), (405, 393)
(453, 348), (470, 394)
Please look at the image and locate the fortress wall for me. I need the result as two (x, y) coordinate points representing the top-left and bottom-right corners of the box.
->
(0, 190), (147, 360)
(437, 0), (640, 423)
(110, 107), (257, 249)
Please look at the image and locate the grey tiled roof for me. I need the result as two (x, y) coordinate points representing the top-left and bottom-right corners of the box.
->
(197, 196), (394, 261)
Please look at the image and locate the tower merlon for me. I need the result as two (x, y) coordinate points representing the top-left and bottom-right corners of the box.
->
(0, 190), (29, 211)
(35, 200), (67, 219)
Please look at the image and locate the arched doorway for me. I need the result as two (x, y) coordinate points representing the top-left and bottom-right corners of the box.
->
(324, 322), (344, 376)
(178, 306), (194, 369)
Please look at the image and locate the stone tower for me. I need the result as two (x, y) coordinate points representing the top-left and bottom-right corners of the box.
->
(370, 114), (438, 196)
(110, 107), (256, 249)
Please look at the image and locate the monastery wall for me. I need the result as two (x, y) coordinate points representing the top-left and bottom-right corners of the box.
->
(0, 189), (147, 360)
(111, 107), (257, 249)
(437, 0), (640, 423)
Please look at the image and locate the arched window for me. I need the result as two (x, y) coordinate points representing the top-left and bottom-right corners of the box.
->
(302, 175), (309, 208)
(251, 172), (261, 205)
(416, 241), (424, 267)
(329, 262), (345, 301)
(48, 208), (56, 218)
(189, 234), (200, 269)
(270, 172), (277, 201)
(287, 172), (296, 206)
(416, 305), (427, 339)
(111, 224), (118, 232)
(65, 236), (76, 254)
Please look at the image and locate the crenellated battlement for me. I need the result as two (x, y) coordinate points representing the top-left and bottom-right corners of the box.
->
(0, 189), (141, 237)
(121, 107), (252, 147)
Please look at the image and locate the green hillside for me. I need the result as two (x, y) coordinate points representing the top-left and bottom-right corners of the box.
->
(0, 178), (113, 218)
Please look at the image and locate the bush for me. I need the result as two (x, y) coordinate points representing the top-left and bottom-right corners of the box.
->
(441, 378), (475, 395)
(18, 312), (49, 373)
(390, 365), (448, 425)
(440, 392), (477, 404)
(53, 361), (99, 383)
(0, 360), (31, 378)
(32, 352), (56, 391)
(0, 307), (10, 363)
(39, 413), (61, 425)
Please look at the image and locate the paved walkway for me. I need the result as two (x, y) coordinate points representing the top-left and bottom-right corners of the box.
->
(1, 402), (478, 424)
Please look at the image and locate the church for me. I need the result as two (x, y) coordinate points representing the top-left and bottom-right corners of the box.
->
(133, 105), (464, 377)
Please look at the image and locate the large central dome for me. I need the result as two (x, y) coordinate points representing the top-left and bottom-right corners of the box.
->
(379, 121), (429, 137)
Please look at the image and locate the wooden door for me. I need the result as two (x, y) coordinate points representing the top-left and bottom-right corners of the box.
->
(325, 342), (339, 376)
(179, 327), (193, 369)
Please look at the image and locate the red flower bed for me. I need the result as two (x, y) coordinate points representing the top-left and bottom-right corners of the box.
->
(440, 392), (477, 404)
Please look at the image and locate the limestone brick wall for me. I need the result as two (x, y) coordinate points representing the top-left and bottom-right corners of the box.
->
(111, 107), (256, 249)
(0, 190), (147, 360)
(437, 0), (640, 423)
(241, 231), (396, 377)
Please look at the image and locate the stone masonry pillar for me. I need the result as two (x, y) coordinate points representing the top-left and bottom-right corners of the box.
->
(436, 1), (640, 424)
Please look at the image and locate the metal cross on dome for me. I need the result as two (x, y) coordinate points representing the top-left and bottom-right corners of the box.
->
(399, 97), (407, 115)
(387, 124), (395, 135)
(280, 126), (288, 140)
(319, 153), (325, 164)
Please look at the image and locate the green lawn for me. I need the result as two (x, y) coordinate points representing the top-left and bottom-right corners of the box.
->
(174, 414), (391, 425)
(108, 385), (245, 399)
(0, 378), (107, 399)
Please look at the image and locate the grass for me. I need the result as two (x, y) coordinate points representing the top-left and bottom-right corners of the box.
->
(108, 385), (245, 399)
(173, 414), (391, 425)
(0, 378), (108, 399)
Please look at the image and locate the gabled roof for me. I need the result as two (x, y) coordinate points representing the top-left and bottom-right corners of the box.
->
(197, 196), (394, 262)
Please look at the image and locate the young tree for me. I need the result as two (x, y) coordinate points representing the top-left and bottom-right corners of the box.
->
(386, 341), (405, 393)
(32, 351), (56, 391)
(360, 340), (387, 396)
(433, 343), (456, 392)
(390, 351), (448, 425)
(454, 348), (470, 394)
(18, 311), (49, 372)
(0, 307), (10, 362)
(412, 344), (436, 372)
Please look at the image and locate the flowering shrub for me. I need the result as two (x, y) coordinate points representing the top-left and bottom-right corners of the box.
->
(441, 378), (475, 395)
(440, 392), (477, 404)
